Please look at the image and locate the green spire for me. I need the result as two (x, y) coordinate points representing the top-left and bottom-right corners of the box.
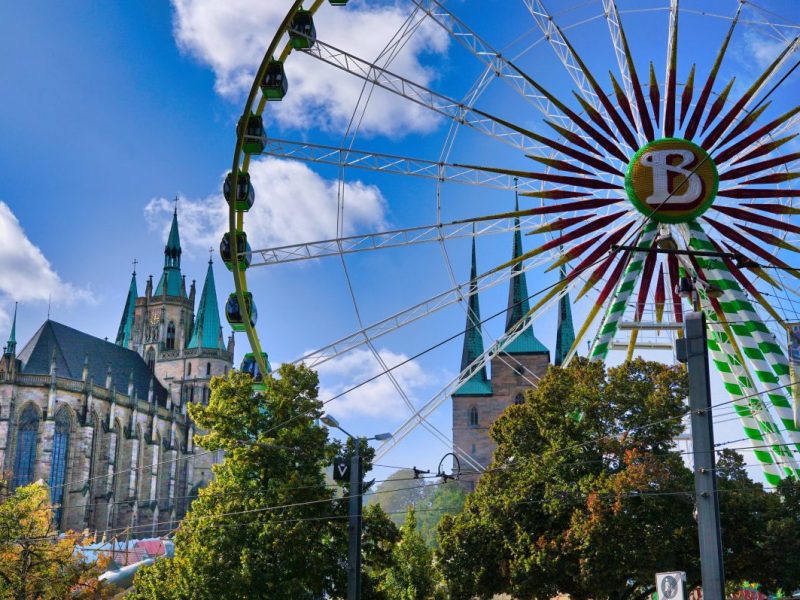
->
(187, 259), (224, 351)
(5, 302), (17, 356)
(453, 234), (491, 396)
(116, 268), (138, 347)
(155, 204), (184, 297)
(555, 263), (575, 366)
(504, 188), (548, 355)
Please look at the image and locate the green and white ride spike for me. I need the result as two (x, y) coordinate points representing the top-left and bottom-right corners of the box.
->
(700, 296), (797, 482)
(590, 219), (658, 361)
(686, 221), (800, 450)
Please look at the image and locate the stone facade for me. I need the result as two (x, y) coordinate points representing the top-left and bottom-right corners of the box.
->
(451, 214), (572, 490)
(453, 351), (550, 490)
(0, 210), (233, 536)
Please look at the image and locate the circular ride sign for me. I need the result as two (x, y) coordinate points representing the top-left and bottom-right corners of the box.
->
(625, 137), (719, 223)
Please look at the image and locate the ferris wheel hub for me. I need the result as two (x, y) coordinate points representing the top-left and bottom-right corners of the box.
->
(625, 137), (719, 224)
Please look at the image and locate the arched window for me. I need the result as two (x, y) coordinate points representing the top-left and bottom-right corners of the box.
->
(13, 405), (40, 489)
(166, 322), (176, 350)
(186, 363), (192, 376)
(206, 362), (211, 376)
(50, 409), (71, 526)
(146, 348), (155, 371)
(514, 393), (524, 405)
(468, 406), (479, 427)
(189, 386), (194, 403)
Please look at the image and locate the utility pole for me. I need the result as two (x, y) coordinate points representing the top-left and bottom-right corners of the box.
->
(347, 444), (363, 600)
(676, 311), (725, 600)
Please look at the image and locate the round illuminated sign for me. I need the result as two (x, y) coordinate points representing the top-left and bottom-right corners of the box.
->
(625, 137), (719, 223)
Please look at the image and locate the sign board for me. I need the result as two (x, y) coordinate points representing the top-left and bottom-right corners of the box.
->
(655, 572), (686, 600)
(333, 457), (350, 483)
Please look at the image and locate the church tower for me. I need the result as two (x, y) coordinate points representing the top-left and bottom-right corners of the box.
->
(452, 194), (553, 489)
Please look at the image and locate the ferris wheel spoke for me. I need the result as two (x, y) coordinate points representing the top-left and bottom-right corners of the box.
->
(602, 1), (653, 142)
(249, 216), (546, 267)
(412, 0), (575, 131)
(682, 2), (744, 140)
(662, 0), (679, 137)
(300, 37), (546, 153)
(521, 1), (604, 114)
(295, 249), (558, 369)
(715, 107), (800, 165)
(520, 1), (640, 154)
(259, 138), (544, 191)
(702, 36), (800, 149)
(453, 162), (623, 190)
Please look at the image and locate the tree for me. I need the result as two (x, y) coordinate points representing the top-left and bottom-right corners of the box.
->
(378, 506), (438, 600)
(131, 366), (398, 600)
(438, 358), (698, 600)
(0, 481), (113, 599)
(368, 469), (432, 526)
(417, 481), (466, 548)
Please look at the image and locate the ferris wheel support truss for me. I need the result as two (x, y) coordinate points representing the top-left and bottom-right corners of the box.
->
(248, 216), (542, 267)
(301, 37), (547, 154)
(259, 138), (545, 192)
(296, 247), (559, 369)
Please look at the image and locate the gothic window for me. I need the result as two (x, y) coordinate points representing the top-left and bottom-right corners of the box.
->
(49, 409), (71, 526)
(12, 405), (39, 490)
(514, 393), (524, 405)
(189, 386), (194, 403)
(146, 348), (155, 371)
(468, 406), (479, 427)
(187, 363), (192, 376)
(206, 362), (211, 376)
(166, 322), (176, 350)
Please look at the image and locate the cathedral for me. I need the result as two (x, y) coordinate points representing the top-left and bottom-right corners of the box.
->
(452, 207), (575, 489)
(0, 209), (233, 537)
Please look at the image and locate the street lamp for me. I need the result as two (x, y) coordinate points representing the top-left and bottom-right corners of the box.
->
(321, 414), (391, 600)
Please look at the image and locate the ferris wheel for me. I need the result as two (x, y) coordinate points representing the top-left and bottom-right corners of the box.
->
(221, 0), (800, 484)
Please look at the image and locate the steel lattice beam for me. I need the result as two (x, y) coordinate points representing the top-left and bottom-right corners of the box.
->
(250, 216), (543, 267)
(301, 38), (547, 154)
(295, 248), (558, 369)
(260, 138), (544, 191)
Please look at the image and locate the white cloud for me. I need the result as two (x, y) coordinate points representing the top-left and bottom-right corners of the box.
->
(170, 0), (448, 136)
(0, 202), (92, 319)
(315, 347), (435, 419)
(145, 157), (388, 254)
(742, 31), (786, 70)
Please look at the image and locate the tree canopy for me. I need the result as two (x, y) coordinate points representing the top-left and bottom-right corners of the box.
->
(131, 366), (398, 600)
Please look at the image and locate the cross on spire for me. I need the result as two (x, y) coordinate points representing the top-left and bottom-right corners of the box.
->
(132, 258), (138, 276)
(173, 195), (179, 215)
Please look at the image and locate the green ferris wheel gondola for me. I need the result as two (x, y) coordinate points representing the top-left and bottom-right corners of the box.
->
(224, 171), (255, 212)
(225, 292), (257, 332)
(240, 352), (272, 391)
(220, 231), (252, 272)
(261, 58), (288, 101)
(237, 114), (266, 155)
(289, 9), (316, 50)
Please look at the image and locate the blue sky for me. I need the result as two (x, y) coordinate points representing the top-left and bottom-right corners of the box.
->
(1, 0), (799, 481)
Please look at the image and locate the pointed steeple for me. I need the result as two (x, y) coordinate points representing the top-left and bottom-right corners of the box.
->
(453, 234), (491, 396)
(4, 302), (17, 356)
(504, 185), (548, 355)
(187, 258), (224, 350)
(555, 263), (575, 366)
(155, 202), (185, 297)
(116, 267), (138, 347)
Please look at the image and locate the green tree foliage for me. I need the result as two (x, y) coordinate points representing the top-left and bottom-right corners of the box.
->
(131, 367), (397, 600)
(438, 358), (698, 600)
(417, 482), (466, 548)
(378, 507), (438, 600)
(0, 481), (113, 599)
(368, 469), (432, 526)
